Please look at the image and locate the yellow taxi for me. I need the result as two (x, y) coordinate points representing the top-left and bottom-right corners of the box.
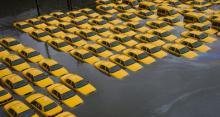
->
(0, 86), (13, 105)
(115, 4), (136, 13)
(67, 10), (88, 19)
(4, 100), (39, 117)
(0, 37), (24, 51)
(26, 93), (63, 117)
(185, 23), (218, 34)
(97, 39), (126, 52)
(1, 74), (34, 96)
(70, 48), (100, 64)
(60, 73), (96, 95)
(18, 47), (44, 63)
(3, 54), (30, 71)
(27, 18), (47, 29)
(148, 29), (177, 42)
(135, 43), (168, 58)
(208, 14), (220, 22)
(110, 25), (136, 37)
(163, 43), (198, 59)
(118, 12), (142, 22)
(134, 33), (165, 46)
(47, 83), (83, 108)
(113, 34), (138, 47)
(159, 15), (184, 26)
(124, 0), (139, 8)
(183, 12), (210, 24)
(123, 48), (156, 64)
(58, 22), (79, 33)
(55, 111), (76, 117)
(109, 54), (143, 71)
(157, 5), (180, 17)
(50, 11), (72, 22)
(30, 29), (53, 42)
(83, 43), (113, 58)
(63, 34), (87, 47)
(13, 21), (35, 33)
(39, 58), (69, 77)
(175, 38), (210, 53)
(0, 45), (10, 59)
(96, 5), (119, 14)
(89, 18), (113, 29)
(81, 8), (100, 18)
(76, 29), (102, 41)
(178, 8), (196, 15)
(100, 14), (123, 25)
(47, 38), (74, 52)
(135, 10), (158, 19)
(44, 26), (66, 38)
(146, 20), (174, 31)
(181, 31), (217, 43)
(22, 68), (54, 88)
(0, 63), (12, 78)
(91, 26), (114, 38)
(139, 1), (157, 12)
(94, 60), (128, 79)
(71, 17), (92, 29)
(39, 15), (60, 26)
(125, 22), (149, 33)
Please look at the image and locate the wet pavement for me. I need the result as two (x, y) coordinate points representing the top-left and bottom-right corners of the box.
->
(1, 3), (220, 117)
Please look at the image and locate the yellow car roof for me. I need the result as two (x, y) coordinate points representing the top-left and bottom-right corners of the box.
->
(92, 25), (107, 30)
(1, 37), (17, 42)
(35, 95), (54, 106)
(62, 74), (83, 83)
(101, 38), (116, 43)
(112, 54), (131, 61)
(59, 22), (72, 26)
(3, 74), (23, 83)
(125, 48), (144, 54)
(19, 47), (36, 53)
(138, 43), (156, 49)
(184, 12), (204, 18)
(27, 18), (40, 22)
(154, 29), (168, 33)
(97, 60), (117, 68)
(170, 44), (185, 49)
(91, 18), (105, 22)
(114, 25), (127, 29)
(80, 29), (93, 33)
(52, 84), (71, 94)
(85, 43), (102, 49)
(15, 21), (29, 25)
(6, 101), (29, 113)
(101, 14), (114, 18)
(137, 33), (155, 38)
(33, 29), (45, 34)
(0, 86), (5, 91)
(39, 15), (52, 19)
(45, 26), (57, 30)
(5, 54), (22, 61)
(50, 11), (64, 15)
(126, 21), (141, 25)
(68, 10), (81, 14)
(51, 38), (65, 43)
(65, 33), (78, 38)
(158, 5), (175, 10)
(139, 1), (155, 6)
(212, 18), (220, 22)
(138, 9), (151, 13)
(114, 34), (128, 38)
(149, 20), (165, 24)
(41, 59), (58, 66)
(117, 4), (130, 7)
(190, 30), (203, 35)
(81, 8), (93, 11)
(72, 48), (90, 54)
(182, 38), (198, 43)
(24, 68), (43, 76)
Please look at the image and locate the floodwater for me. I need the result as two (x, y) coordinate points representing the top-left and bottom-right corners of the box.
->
(1, 2), (220, 117)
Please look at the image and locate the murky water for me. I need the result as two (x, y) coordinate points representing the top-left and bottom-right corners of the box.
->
(1, 2), (220, 117)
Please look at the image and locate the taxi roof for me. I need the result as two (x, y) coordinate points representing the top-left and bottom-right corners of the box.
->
(170, 44), (185, 49)
(138, 43), (156, 49)
(184, 12), (204, 17)
(50, 11), (64, 15)
(33, 29), (46, 34)
(51, 38), (65, 43)
(27, 18), (40, 22)
(125, 48), (144, 54)
(35, 95), (54, 106)
(20, 47), (36, 53)
(1, 37), (17, 42)
(139, 1), (155, 6)
(5, 54), (22, 61)
(182, 38), (198, 43)
(53, 85), (71, 94)
(62, 73), (83, 83)
(158, 5), (175, 10)
(112, 54), (131, 61)
(86, 43), (102, 49)
(8, 101), (29, 113)
(98, 60), (117, 68)
(3, 74), (23, 83)
(73, 48), (90, 54)
(25, 68), (43, 76)
(101, 38), (117, 43)
(41, 59), (58, 66)
(190, 30), (203, 35)
(45, 26), (58, 30)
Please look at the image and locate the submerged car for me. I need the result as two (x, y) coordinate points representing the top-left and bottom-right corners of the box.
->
(181, 31), (217, 43)
(18, 47), (44, 63)
(13, 21), (35, 33)
(97, 39), (126, 52)
(47, 38), (74, 52)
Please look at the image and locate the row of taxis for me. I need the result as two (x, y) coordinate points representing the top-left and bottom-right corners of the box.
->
(12, 0), (220, 80)
(0, 37), (97, 116)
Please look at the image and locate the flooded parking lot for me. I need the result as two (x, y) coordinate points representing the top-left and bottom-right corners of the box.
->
(1, 1), (220, 117)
